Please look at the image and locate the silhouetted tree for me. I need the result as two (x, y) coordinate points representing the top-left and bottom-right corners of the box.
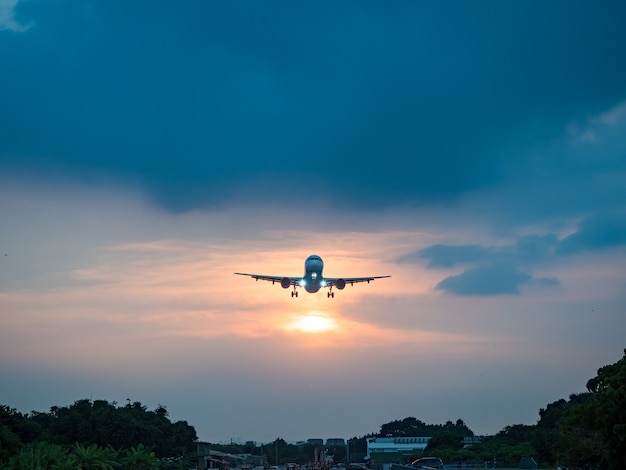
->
(6, 442), (68, 470)
(123, 443), (159, 470)
(424, 432), (463, 452)
(67, 443), (119, 470)
(559, 349), (626, 469)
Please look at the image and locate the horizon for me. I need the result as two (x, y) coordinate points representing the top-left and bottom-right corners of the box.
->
(1, 345), (614, 444)
(0, 395), (545, 444)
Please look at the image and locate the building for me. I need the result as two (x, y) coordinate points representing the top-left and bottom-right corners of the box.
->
(326, 438), (346, 446)
(463, 436), (485, 446)
(366, 437), (431, 463)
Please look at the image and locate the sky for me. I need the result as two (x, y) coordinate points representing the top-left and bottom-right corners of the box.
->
(1, 0), (626, 445)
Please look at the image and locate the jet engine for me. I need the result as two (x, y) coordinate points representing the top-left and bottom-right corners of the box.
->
(335, 278), (346, 290)
(280, 277), (291, 289)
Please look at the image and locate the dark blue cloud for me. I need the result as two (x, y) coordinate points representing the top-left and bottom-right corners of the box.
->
(434, 261), (559, 296)
(414, 236), (561, 296)
(404, 234), (559, 269)
(402, 220), (621, 296)
(515, 235), (560, 263)
(2, 1), (626, 211)
(404, 212), (626, 295)
(557, 213), (626, 255)
(436, 263), (532, 296)
(400, 244), (502, 267)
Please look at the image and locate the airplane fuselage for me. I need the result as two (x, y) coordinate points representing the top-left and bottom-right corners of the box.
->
(301, 254), (325, 293)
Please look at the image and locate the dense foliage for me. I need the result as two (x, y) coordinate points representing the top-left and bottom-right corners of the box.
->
(379, 417), (473, 439)
(0, 399), (196, 469)
(407, 349), (626, 469)
(1, 350), (624, 469)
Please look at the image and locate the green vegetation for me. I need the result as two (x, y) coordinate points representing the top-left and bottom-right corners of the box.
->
(0, 400), (196, 469)
(375, 349), (626, 469)
(379, 417), (473, 439)
(1, 350), (624, 469)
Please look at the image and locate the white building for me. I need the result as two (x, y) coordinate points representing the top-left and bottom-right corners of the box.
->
(366, 437), (430, 458)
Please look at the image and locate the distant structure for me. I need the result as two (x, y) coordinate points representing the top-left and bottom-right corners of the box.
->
(366, 436), (488, 464)
(366, 437), (430, 463)
(463, 436), (484, 446)
(194, 444), (264, 470)
(326, 438), (346, 446)
(367, 436), (430, 453)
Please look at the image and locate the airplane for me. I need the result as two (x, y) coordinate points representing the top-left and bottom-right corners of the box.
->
(235, 254), (390, 298)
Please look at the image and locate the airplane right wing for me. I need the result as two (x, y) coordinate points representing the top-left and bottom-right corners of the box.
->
(234, 272), (302, 288)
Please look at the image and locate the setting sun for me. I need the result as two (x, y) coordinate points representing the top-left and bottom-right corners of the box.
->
(285, 312), (338, 333)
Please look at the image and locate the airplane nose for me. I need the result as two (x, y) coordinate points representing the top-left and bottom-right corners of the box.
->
(305, 255), (324, 272)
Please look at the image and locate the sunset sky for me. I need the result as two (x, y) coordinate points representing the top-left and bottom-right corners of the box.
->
(1, 1), (626, 444)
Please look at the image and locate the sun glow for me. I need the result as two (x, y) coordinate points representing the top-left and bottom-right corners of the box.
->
(285, 312), (338, 334)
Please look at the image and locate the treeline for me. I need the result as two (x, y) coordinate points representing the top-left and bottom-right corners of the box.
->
(1, 350), (624, 469)
(392, 349), (626, 469)
(206, 350), (626, 469)
(379, 417), (473, 439)
(203, 438), (349, 466)
(203, 420), (473, 466)
(0, 399), (197, 469)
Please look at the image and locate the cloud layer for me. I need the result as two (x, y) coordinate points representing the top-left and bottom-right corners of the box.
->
(0, 0), (31, 32)
(2, 183), (625, 441)
(400, 212), (626, 295)
(2, 2), (626, 212)
(2, 1), (626, 443)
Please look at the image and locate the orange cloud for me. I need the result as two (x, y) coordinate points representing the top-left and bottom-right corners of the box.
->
(0, 230), (465, 375)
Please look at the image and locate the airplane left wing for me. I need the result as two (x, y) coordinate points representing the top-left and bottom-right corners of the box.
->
(325, 275), (391, 287)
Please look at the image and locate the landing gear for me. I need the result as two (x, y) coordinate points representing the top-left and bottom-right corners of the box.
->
(327, 290), (334, 298)
(291, 290), (298, 298)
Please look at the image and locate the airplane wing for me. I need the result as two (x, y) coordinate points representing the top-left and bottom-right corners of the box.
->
(234, 272), (301, 287)
(325, 276), (391, 287)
